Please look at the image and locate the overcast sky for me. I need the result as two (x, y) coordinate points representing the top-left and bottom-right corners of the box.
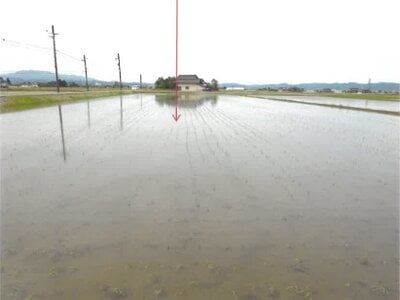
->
(1, 0), (399, 84)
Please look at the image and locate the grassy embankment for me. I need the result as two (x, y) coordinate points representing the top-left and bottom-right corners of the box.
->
(0, 89), (152, 113)
(212, 90), (400, 101)
(1, 87), (398, 113)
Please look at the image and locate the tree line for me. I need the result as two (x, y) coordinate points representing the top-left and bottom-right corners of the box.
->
(0, 77), (12, 86)
(154, 77), (219, 91)
(38, 80), (80, 87)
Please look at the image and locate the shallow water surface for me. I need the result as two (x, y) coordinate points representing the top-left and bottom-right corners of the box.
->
(1, 94), (399, 299)
(264, 95), (400, 113)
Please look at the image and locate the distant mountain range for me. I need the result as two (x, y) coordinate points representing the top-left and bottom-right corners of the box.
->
(0, 70), (145, 87)
(1, 70), (399, 92)
(220, 82), (400, 92)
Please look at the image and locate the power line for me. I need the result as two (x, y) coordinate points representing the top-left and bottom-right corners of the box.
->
(1, 37), (81, 62)
(57, 50), (81, 61)
(0, 37), (52, 51)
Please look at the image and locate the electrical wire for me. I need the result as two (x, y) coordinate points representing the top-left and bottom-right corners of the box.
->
(1, 37), (82, 62)
(0, 37), (52, 51)
(56, 50), (82, 62)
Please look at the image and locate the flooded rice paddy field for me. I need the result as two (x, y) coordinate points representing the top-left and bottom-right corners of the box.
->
(1, 94), (399, 299)
(261, 96), (400, 113)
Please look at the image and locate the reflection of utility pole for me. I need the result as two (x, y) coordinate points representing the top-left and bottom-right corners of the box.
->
(83, 55), (89, 91)
(48, 25), (60, 93)
(87, 101), (91, 128)
(120, 96), (123, 131)
(58, 105), (66, 161)
(116, 53), (122, 90)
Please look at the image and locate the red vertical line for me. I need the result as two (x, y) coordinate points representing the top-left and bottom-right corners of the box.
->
(175, 0), (179, 116)
(172, 0), (180, 121)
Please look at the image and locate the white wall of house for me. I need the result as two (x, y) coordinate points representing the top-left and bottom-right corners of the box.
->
(178, 84), (204, 92)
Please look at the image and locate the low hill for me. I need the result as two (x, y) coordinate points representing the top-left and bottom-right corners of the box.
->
(221, 82), (400, 92)
(0, 70), (146, 86)
(1, 70), (398, 92)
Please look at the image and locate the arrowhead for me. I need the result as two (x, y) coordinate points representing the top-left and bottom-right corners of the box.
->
(172, 113), (181, 122)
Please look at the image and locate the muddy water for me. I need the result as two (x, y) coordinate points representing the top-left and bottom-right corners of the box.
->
(1, 94), (399, 299)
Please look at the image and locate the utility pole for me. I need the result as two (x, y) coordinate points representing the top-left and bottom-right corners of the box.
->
(116, 53), (122, 90)
(368, 78), (371, 92)
(49, 25), (60, 93)
(140, 74), (142, 89)
(83, 55), (89, 91)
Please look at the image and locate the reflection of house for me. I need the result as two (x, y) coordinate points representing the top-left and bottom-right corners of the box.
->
(178, 75), (207, 92)
(155, 94), (218, 109)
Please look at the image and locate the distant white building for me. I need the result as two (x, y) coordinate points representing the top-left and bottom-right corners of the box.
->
(20, 84), (38, 88)
(226, 87), (245, 91)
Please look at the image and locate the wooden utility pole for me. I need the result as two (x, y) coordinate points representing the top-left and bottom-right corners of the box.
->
(116, 53), (122, 90)
(140, 74), (142, 89)
(83, 55), (89, 91)
(50, 25), (60, 93)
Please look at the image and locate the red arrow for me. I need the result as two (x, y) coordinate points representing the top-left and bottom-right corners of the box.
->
(172, 96), (181, 122)
(172, 0), (181, 122)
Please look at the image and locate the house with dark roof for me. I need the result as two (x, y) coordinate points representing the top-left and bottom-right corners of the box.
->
(177, 75), (207, 92)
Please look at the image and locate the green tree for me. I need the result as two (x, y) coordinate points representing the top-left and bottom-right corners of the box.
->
(69, 82), (80, 87)
(59, 79), (68, 87)
(155, 76), (176, 89)
(6, 77), (11, 85)
(155, 77), (166, 89)
(211, 78), (219, 91)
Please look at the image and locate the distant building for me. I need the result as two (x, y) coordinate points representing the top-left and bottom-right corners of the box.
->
(178, 75), (207, 92)
(226, 87), (245, 91)
(20, 84), (38, 88)
(285, 86), (304, 92)
(348, 88), (360, 93)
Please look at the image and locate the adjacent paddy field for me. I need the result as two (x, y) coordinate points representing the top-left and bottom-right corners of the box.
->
(1, 94), (399, 299)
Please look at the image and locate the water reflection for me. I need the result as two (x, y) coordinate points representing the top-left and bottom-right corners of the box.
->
(120, 95), (123, 131)
(1, 95), (398, 299)
(55, 96), (128, 161)
(155, 93), (218, 109)
(58, 105), (67, 161)
(87, 101), (91, 128)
